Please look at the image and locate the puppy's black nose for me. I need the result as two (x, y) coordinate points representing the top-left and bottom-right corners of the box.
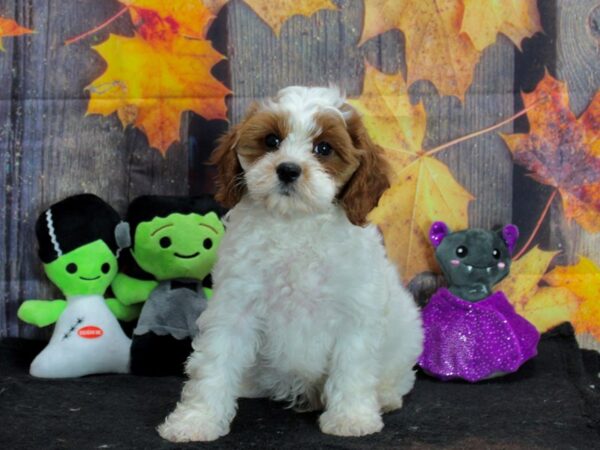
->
(277, 162), (302, 183)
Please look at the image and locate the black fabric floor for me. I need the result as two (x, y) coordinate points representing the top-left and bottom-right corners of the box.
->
(1, 323), (599, 449)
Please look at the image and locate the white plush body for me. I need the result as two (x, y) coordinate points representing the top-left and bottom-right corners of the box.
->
(30, 295), (130, 378)
(159, 86), (423, 441)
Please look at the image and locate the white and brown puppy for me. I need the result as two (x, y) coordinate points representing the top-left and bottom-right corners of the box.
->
(158, 86), (423, 442)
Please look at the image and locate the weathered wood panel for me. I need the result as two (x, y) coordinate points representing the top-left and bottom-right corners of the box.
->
(551, 0), (600, 263)
(553, 0), (600, 350)
(415, 38), (515, 230)
(0, 0), (20, 340)
(0, 0), (190, 338)
(1, 0), (597, 344)
(510, 0), (557, 256)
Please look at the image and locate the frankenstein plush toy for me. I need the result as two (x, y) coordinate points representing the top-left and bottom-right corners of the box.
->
(17, 194), (138, 378)
(111, 195), (226, 376)
(418, 222), (540, 382)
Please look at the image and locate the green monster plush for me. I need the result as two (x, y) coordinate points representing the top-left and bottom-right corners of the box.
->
(111, 195), (226, 376)
(17, 194), (139, 378)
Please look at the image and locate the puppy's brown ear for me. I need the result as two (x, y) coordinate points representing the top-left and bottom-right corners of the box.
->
(210, 124), (244, 208)
(338, 105), (391, 226)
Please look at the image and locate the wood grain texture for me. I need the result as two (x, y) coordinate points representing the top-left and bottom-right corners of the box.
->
(0, 0), (20, 339)
(1, 0), (597, 347)
(553, 0), (600, 351)
(0, 0), (189, 338)
(551, 0), (600, 264)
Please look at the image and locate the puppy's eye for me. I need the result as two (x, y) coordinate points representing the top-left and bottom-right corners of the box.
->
(455, 246), (468, 258)
(265, 134), (281, 151)
(313, 141), (332, 156)
(492, 248), (501, 259)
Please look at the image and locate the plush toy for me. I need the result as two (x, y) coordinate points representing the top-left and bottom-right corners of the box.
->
(17, 194), (139, 378)
(111, 195), (226, 376)
(417, 222), (540, 382)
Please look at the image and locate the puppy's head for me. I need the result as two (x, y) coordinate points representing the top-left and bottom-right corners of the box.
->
(211, 86), (390, 225)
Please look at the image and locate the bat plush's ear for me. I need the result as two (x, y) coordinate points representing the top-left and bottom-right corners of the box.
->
(429, 221), (450, 248)
(499, 224), (519, 255)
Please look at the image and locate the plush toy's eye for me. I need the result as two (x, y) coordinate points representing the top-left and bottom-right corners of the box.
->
(313, 141), (332, 156)
(265, 134), (281, 150)
(101, 262), (111, 274)
(66, 263), (78, 274)
(455, 246), (468, 258)
(492, 248), (501, 260)
(203, 238), (213, 250)
(159, 237), (172, 248)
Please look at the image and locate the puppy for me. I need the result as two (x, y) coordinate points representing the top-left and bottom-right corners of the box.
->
(158, 86), (423, 442)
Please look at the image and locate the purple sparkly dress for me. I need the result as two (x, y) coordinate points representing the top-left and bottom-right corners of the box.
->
(418, 288), (540, 382)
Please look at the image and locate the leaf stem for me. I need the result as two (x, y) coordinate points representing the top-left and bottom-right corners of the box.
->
(424, 97), (546, 157)
(64, 5), (129, 46)
(514, 189), (558, 260)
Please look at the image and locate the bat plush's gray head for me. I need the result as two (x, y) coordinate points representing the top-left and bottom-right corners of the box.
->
(429, 222), (519, 302)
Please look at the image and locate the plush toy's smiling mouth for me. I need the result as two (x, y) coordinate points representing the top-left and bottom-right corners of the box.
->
(174, 252), (200, 259)
(79, 275), (101, 281)
(461, 263), (496, 273)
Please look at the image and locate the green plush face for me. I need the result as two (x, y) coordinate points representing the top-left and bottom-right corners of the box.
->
(44, 240), (118, 297)
(131, 212), (225, 281)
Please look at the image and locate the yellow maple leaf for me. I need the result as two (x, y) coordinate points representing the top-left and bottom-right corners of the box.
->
(368, 157), (473, 282)
(520, 287), (580, 333)
(87, 33), (230, 155)
(120, 0), (216, 39)
(204, 0), (337, 36)
(348, 62), (426, 178)
(461, 0), (541, 51)
(359, 0), (541, 100)
(496, 247), (558, 310)
(348, 63), (473, 282)
(495, 247), (581, 333)
(544, 256), (600, 339)
(359, 0), (479, 100)
(0, 16), (33, 52)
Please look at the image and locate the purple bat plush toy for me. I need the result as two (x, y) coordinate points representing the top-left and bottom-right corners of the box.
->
(417, 222), (540, 382)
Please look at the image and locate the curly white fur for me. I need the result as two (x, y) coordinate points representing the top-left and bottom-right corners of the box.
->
(158, 87), (423, 442)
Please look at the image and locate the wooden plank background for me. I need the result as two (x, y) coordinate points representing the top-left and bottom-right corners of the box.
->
(1, 0), (599, 346)
(0, 0), (190, 339)
(553, 0), (600, 349)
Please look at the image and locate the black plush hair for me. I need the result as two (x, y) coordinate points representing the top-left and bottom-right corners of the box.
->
(119, 195), (227, 281)
(36, 194), (121, 264)
(126, 195), (227, 240)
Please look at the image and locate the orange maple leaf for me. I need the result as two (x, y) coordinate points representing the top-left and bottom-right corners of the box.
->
(204, 0), (337, 36)
(87, 33), (230, 155)
(348, 63), (473, 282)
(544, 256), (600, 340)
(461, 0), (541, 51)
(495, 247), (579, 333)
(501, 73), (600, 232)
(0, 16), (33, 52)
(120, 0), (216, 39)
(359, 0), (541, 100)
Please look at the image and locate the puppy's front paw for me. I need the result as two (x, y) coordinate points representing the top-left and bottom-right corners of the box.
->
(157, 404), (229, 442)
(319, 409), (383, 437)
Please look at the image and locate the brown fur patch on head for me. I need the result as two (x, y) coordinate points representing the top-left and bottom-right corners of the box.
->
(312, 112), (361, 189)
(210, 104), (291, 208)
(236, 110), (290, 164)
(336, 104), (391, 226)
